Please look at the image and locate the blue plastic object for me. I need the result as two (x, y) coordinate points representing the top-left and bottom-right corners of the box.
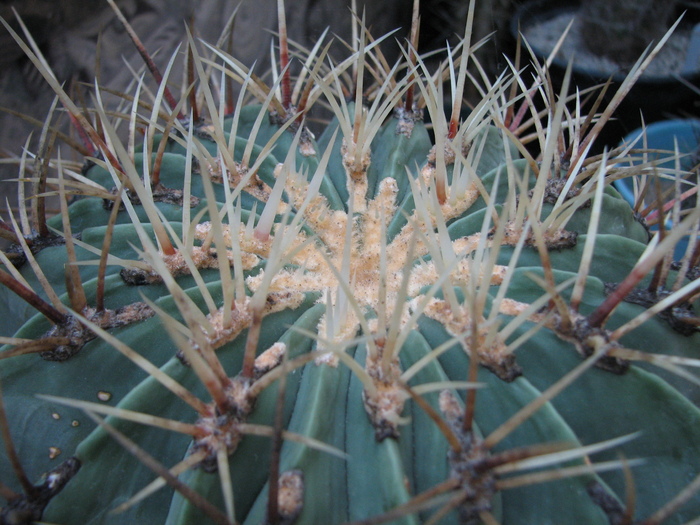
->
(615, 119), (700, 259)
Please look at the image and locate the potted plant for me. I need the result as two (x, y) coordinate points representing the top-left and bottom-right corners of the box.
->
(511, 0), (700, 147)
(0, 0), (699, 523)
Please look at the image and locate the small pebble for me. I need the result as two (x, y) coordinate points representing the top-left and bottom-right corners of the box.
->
(97, 391), (112, 402)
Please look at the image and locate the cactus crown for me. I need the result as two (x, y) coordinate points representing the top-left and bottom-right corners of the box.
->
(0, 1), (699, 524)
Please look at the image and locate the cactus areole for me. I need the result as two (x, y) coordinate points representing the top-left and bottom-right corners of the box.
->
(0, 1), (699, 524)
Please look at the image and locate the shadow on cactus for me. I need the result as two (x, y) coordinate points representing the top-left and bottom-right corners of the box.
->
(1, 0), (699, 523)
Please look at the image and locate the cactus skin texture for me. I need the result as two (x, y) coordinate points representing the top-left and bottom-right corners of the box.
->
(1, 2), (700, 525)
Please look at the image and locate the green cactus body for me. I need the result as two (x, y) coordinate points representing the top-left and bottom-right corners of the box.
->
(1, 4), (699, 525)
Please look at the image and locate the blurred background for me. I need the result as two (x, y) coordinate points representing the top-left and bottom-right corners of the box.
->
(0, 0), (697, 224)
(0, 0), (515, 220)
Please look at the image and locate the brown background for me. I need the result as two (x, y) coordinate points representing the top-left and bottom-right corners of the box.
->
(0, 0), (514, 220)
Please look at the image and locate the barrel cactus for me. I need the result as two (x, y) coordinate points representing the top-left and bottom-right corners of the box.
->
(1, 1), (699, 524)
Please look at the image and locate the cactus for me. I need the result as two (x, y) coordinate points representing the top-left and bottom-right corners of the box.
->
(0, 1), (699, 524)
